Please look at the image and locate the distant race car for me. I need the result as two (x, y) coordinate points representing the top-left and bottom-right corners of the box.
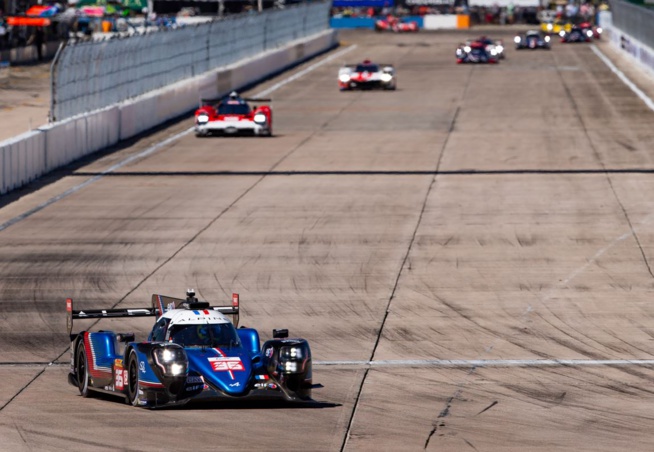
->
(67, 290), (313, 408)
(470, 36), (505, 59)
(338, 60), (396, 91)
(514, 30), (551, 50)
(540, 19), (572, 35)
(456, 41), (499, 64)
(578, 21), (602, 39)
(560, 26), (592, 43)
(194, 91), (272, 137)
(374, 15), (419, 32)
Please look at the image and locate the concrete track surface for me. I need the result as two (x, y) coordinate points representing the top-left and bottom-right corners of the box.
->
(1, 29), (654, 451)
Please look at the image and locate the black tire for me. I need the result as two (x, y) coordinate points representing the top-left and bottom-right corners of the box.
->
(76, 343), (91, 397)
(126, 350), (140, 406)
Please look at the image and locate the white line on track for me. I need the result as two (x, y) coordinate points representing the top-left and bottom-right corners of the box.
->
(5, 358), (654, 369)
(0, 44), (358, 232)
(314, 359), (654, 368)
(590, 44), (654, 112)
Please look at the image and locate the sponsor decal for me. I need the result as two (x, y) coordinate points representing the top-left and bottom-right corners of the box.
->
(229, 382), (241, 387)
(139, 361), (145, 373)
(186, 376), (204, 384)
(208, 357), (244, 373)
(265, 347), (273, 358)
(115, 360), (125, 391)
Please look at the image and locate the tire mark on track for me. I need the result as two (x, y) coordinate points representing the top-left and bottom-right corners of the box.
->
(341, 63), (475, 451)
(551, 46), (654, 325)
(418, 45), (654, 447)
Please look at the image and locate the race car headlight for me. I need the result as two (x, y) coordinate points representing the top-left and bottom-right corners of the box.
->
(464, 46), (471, 53)
(153, 346), (188, 377)
(547, 24), (553, 31)
(490, 49), (497, 56)
(496, 45), (504, 52)
(586, 30), (593, 37)
(380, 73), (393, 83)
(559, 30), (566, 37)
(284, 361), (298, 373)
(545, 35), (551, 42)
(197, 114), (209, 124)
(596, 27), (602, 34)
(514, 36), (521, 43)
(280, 346), (304, 360)
(339, 74), (350, 83)
(279, 345), (308, 374)
(254, 113), (267, 124)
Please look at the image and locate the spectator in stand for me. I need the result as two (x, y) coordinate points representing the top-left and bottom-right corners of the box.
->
(507, 2), (515, 24)
(58, 0), (79, 39)
(26, 26), (44, 61)
(0, 17), (6, 51)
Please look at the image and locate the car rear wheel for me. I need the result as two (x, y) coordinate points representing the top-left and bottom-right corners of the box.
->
(76, 343), (91, 397)
(127, 350), (140, 406)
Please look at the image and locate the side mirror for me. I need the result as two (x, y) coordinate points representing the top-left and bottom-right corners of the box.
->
(273, 329), (289, 339)
(116, 333), (135, 343)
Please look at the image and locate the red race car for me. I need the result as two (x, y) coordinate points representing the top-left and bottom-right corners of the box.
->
(195, 92), (272, 137)
(559, 26), (592, 43)
(578, 21), (602, 39)
(374, 15), (418, 32)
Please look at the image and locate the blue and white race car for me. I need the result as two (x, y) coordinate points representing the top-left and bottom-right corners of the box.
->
(67, 290), (313, 408)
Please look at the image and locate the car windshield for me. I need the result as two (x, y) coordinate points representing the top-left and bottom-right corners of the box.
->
(169, 323), (240, 347)
(355, 64), (379, 73)
(217, 102), (250, 115)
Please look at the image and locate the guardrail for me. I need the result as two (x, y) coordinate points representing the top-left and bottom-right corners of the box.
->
(52, 1), (331, 121)
(609, 0), (654, 50)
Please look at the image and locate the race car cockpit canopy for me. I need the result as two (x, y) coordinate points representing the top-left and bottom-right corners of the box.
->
(168, 322), (241, 348)
(218, 102), (251, 116)
(355, 63), (379, 73)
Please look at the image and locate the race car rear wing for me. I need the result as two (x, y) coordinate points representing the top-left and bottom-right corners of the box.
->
(342, 64), (394, 70)
(66, 292), (240, 335)
(199, 97), (272, 107)
(151, 292), (239, 327)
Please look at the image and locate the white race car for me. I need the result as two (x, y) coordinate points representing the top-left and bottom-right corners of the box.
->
(338, 60), (396, 91)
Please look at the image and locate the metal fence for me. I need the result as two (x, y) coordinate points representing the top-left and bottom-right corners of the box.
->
(610, 0), (654, 50)
(52, 1), (331, 121)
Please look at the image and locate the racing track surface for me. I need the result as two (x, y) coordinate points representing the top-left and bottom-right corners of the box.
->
(1, 28), (654, 451)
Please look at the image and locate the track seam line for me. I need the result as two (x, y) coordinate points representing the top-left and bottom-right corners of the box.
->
(341, 63), (472, 451)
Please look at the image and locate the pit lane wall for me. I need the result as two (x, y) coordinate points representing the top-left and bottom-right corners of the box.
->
(0, 29), (338, 195)
(602, 7), (654, 81)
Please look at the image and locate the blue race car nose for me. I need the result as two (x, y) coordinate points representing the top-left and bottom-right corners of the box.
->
(186, 348), (252, 396)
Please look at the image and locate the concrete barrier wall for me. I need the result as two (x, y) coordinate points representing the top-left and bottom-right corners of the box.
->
(0, 130), (45, 193)
(0, 29), (338, 195)
(423, 15), (470, 30)
(606, 12), (654, 80)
